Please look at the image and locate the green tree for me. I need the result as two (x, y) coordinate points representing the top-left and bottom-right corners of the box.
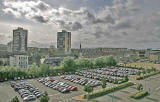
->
(151, 67), (156, 72)
(75, 58), (93, 69)
(146, 69), (151, 73)
(142, 70), (146, 75)
(0, 61), (3, 66)
(40, 91), (50, 102)
(114, 78), (119, 84)
(40, 64), (50, 75)
(136, 71), (141, 76)
(123, 76), (129, 82)
(93, 57), (106, 68)
(101, 77), (107, 89)
(137, 84), (143, 91)
(27, 63), (39, 76)
(60, 57), (76, 72)
(73, 53), (79, 59)
(104, 56), (117, 66)
(11, 96), (20, 102)
(84, 84), (93, 94)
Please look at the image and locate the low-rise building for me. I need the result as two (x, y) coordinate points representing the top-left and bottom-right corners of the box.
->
(10, 55), (29, 68)
(41, 57), (64, 66)
(71, 48), (128, 58)
(0, 55), (10, 66)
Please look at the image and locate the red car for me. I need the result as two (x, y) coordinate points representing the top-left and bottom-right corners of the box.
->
(50, 79), (55, 82)
(69, 86), (77, 91)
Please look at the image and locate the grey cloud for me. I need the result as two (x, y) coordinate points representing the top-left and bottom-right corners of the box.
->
(4, 0), (19, 2)
(114, 20), (132, 30)
(28, 40), (50, 48)
(86, 12), (115, 25)
(36, 1), (50, 11)
(71, 22), (83, 31)
(0, 34), (9, 44)
(2, 0), (160, 48)
(122, 32), (128, 36)
(32, 15), (49, 23)
(3, 8), (21, 18)
(58, 21), (82, 31)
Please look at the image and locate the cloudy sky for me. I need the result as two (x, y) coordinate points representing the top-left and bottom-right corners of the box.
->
(0, 0), (160, 48)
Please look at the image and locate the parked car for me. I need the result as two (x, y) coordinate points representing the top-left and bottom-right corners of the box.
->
(23, 95), (36, 101)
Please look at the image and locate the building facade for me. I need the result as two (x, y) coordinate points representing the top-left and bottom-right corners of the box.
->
(0, 44), (7, 52)
(10, 55), (29, 68)
(12, 27), (28, 53)
(57, 30), (71, 53)
(71, 48), (128, 58)
(7, 41), (13, 52)
(41, 57), (64, 66)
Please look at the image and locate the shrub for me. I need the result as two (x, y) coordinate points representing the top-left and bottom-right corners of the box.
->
(101, 77), (107, 89)
(130, 90), (148, 99)
(84, 82), (133, 99)
(123, 76), (129, 82)
(11, 96), (20, 102)
(84, 84), (93, 93)
(40, 91), (50, 102)
(137, 84), (143, 91)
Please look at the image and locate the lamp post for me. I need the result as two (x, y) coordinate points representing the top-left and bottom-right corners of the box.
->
(112, 88), (114, 102)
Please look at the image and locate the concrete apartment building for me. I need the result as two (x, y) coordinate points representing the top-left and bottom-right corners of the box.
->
(57, 30), (71, 54)
(12, 27), (28, 53)
(10, 55), (29, 68)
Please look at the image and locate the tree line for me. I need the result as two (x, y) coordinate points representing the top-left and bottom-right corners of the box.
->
(0, 56), (117, 81)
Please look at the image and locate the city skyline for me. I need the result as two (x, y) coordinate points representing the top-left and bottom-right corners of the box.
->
(0, 0), (160, 49)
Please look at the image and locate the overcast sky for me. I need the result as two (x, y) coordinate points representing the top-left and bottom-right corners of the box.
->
(0, 0), (160, 49)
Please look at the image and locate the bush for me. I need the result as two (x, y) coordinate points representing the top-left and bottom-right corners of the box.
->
(84, 82), (133, 99)
(101, 77), (107, 89)
(40, 91), (50, 102)
(11, 96), (20, 102)
(130, 90), (148, 99)
(137, 84), (143, 91)
(123, 76), (129, 82)
(135, 71), (160, 80)
(84, 84), (93, 93)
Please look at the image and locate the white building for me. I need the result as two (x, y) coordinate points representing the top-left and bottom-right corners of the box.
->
(10, 55), (29, 68)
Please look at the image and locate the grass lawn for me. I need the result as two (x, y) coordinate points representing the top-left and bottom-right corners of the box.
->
(125, 62), (160, 69)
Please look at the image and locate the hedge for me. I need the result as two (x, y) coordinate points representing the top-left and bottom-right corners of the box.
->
(130, 90), (148, 99)
(84, 81), (134, 99)
(135, 71), (160, 80)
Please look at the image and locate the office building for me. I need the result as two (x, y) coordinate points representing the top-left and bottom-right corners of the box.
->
(12, 27), (28, 53)
(57, 30), (71, 53)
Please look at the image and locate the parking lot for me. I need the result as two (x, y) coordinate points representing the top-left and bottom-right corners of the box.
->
(0, 66), (159, 102)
